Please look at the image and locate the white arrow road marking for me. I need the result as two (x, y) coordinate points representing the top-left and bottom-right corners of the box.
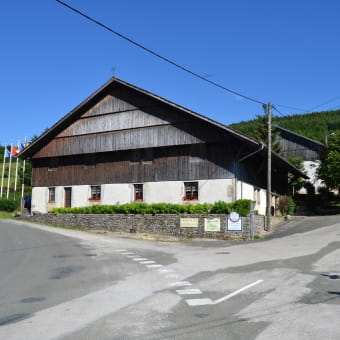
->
(186, 298), (214, 306)
(186, 280), (264, 306)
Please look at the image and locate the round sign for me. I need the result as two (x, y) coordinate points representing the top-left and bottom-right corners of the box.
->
(229, 211), (240, 222)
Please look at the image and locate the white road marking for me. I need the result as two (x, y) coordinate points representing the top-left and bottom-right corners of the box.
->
(115, 249), (127, 252)
(146, 264), (163, 268)
(121, 252), (135, 255)
(127, 255), (137, 258)
(186, 298), (214, 306)
(140, 261), (155, 264)
(176, 289), (202, 295)
(165, 273), (180, 279)
(158, 268), (175, 273)
(170, 281), (192, 287)
(213, 279), (264, 304)
(185, 280), (264, 306)
(132, 258), (148, 261)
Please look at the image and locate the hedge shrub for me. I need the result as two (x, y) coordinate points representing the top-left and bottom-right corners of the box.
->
(0, 198), (20, 212)
(51, 199), (251, 216)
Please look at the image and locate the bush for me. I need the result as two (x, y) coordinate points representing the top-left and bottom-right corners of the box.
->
(0, 198), (20, 212)
(51, 199), (251, 216)
(278, 196), (295, 216)
(232, 199), (252, 216)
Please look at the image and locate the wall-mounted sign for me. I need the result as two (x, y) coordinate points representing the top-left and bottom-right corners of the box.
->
(227, 211), (242, 231)
(204, 218), (221, 232)
(180, 218), (199, 228)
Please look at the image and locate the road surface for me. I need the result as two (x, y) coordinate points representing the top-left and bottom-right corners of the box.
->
(0, 216), (339, 339)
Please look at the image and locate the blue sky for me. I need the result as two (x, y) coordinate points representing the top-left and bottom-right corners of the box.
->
(1, 0), (340, 145)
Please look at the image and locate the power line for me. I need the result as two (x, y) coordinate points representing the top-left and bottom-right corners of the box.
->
(273, 103), (309, 113)
(308, 95), (340, 112)
(272, 105), (287, 118)
(55, 0), (265, 106)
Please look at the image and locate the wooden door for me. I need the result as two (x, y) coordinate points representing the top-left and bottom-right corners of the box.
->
(64, 187), (72, 208)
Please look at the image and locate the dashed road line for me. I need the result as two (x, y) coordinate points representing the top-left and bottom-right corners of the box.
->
(158, 268), (174, 273)
(186, 298), (214, 306)
(176, 289), (202, 295)
(140, 260), (156, 264)
(165, 273), (180, 279)
(132, 258), (148, 261)
(170, 281), (192, 287)
(146, 264), (163, 268)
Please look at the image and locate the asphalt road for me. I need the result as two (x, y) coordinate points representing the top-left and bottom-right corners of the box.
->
(0, 216), (340, 339)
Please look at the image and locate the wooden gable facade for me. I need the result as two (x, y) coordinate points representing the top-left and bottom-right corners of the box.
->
(20, 78), (304, 213)
(274, 125), (326, 161)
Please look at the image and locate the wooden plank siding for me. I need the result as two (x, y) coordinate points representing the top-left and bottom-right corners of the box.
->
(32, 143), (235, 187)
(34, 121), (226, 158)
(31, 142), (288, 194)
(276, 129), (325, 161)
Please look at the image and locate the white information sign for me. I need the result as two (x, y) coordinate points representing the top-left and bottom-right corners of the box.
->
(204, 218), (221, 232)
(227, 211), (242, 231)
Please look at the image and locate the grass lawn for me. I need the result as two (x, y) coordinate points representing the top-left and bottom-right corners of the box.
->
(0, 211), (13, 219)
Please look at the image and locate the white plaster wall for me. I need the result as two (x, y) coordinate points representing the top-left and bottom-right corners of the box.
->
(101, 184), (132, 205)
(143, 181), (183, 203)
(240, 182), (254, 201)
(258, 189), (267, 215)
(32, 179), (269, 214)
(198, 179), (234, 203)
(72, 185), (90, 208)
(32, 187), (48, 214)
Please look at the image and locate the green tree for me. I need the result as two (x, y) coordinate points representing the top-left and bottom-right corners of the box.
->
(288, 156), (305, 195)
(318, 132), (340, 193)
(252, 115), (282, 154)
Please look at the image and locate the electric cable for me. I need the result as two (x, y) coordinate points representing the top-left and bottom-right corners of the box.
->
(55, 0), (265, 106)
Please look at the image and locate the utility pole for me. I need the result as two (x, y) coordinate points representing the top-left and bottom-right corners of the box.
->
(264, 103), (272, 231)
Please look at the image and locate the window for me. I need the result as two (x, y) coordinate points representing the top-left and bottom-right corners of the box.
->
(184, 182), (198, 200)
(83, 154), (96, 169)
(90, 185), (101, 201)
(134, 184), (143, 201)
(48, 187), (56, 202)
(48, 157), (58, 171)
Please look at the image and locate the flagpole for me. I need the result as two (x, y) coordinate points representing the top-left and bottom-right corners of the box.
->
(14, 140), (20, 199)
(0, 145), (7, 198)
(6, 144), (12, 198)
(21, 137), (27, 200)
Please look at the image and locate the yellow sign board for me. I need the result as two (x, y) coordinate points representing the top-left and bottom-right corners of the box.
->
(180, 218), (199, 228)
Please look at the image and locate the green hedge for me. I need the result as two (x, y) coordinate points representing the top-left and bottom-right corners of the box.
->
(0, 198), (20, 212)
(51, 199), (252, 216)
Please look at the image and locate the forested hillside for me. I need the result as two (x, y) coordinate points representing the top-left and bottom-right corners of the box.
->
(230, 109), (340, 143)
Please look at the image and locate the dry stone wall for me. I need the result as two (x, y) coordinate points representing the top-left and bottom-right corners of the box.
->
(23, 213), (268, 240)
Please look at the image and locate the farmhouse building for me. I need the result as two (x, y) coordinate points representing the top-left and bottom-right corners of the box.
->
(20, 77), (304, 215)
(274, 125), (326, 192)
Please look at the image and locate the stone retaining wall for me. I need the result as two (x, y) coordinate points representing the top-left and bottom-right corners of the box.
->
(22, 213), (271, 240)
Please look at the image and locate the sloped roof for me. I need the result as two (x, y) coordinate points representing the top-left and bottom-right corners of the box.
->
(273, 125), (326, 148)
(19, 77), (306, 178)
